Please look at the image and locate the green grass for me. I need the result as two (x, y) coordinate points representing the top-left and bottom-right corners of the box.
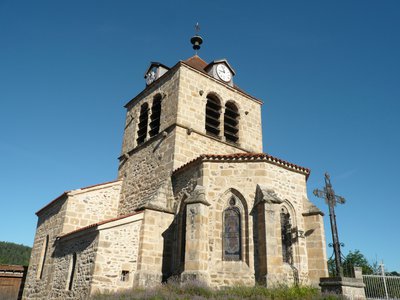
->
(92, 281), (343, 300)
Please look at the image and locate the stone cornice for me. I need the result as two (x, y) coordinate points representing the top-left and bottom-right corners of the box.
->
(173, 153), (311, 179)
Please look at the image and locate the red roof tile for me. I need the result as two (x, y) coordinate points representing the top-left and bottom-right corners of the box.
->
(183, 55), (208, 72)
(58, 210), (144, 240)
(173, 153), (310, 179)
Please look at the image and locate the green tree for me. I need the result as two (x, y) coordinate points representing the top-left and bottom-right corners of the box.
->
(327, 249), (374, 276)
(343, 250), (373, 275)
(0, 241), (31, 266)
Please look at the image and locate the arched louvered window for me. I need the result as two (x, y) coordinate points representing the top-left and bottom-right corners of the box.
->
(149, 95), (162, 137)
(205, 94), (221, 137)
(223, 197), (241, 261)
(36, 235), (49, 279)
(136, 103), (149, 145)
(66, 252), (77, 291)
(224, 102), (239, 143)
(280, 207), (293, 264)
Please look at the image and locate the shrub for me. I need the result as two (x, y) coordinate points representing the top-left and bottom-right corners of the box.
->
(91, 282), (343, 300)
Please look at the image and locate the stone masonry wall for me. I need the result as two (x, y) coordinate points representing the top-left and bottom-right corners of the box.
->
(202, 161), (311, 286)
(134, 209), (175, 286)
(117, 62), (265, 214)
(24, 182), (122, 299)
(173, 126), (246, 170)
(120, 68), (180, 158)
(171, 161), (203, 206)
(117, 68), (181, 215)
(177, 65), (263, 154)
(304, 213), (328, 285)
(23, 197), (68, 300)
(62, 181), (121, 234)
(91, 213), (143, 295)
(117, 131), (176, 215)
(48, 232), (98, 300)
(172, 159), (323, 287)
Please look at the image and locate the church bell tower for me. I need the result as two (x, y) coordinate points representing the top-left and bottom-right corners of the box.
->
(117, 29), (263, 215)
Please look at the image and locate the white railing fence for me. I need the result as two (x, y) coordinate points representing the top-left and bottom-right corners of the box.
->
(363, 265), (400, 300)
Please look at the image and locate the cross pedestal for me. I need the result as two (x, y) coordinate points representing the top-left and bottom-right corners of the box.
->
(314, 174), (366, 299)
(320, 267), (366, 300)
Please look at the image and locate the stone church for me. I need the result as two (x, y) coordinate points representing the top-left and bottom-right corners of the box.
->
(23, 41), (328, 299)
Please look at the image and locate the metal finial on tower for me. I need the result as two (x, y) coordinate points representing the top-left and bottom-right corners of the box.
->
(190, 22), (203, 54)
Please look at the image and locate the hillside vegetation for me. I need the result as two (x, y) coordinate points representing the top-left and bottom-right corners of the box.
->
(0, 241), (31, 266)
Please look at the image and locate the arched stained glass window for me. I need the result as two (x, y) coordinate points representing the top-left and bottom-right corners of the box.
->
(280, 207), (293, 264)
(223, 198), (241, 261)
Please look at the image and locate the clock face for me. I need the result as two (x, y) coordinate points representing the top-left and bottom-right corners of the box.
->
(216, 64), (232, 82)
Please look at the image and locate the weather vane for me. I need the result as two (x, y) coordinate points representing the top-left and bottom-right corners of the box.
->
(190, 22), (203, 54)
(314, 173), (346, 277)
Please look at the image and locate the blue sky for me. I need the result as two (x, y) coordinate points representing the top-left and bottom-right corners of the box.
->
(1, 1), (399, 272)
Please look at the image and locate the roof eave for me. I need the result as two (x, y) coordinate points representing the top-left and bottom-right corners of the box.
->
(173, 153), (310, 180)
(35, 192), (69, 216)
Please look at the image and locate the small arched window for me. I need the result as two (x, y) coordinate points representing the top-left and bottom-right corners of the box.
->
(66, 252), (77, 291)
(223, 197), (241, 261)
(205, 94), (221, 137)
(36, 235), (49, 279)
(224, 102), (239, 143)
(136, 103), (149, 145)
(149, 95), (162, 137)
(280, 207), (293, 264)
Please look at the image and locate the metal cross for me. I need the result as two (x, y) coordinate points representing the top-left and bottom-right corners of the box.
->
(313, 173), (346, 277)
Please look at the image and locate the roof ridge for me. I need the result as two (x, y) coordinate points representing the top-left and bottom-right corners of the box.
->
(35, 179), (122, 215)
(184, 55), (207, 63)
(58, 211), (144, 240)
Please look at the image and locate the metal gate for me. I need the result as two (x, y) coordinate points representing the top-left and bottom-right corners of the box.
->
(363, 274), (400, 299)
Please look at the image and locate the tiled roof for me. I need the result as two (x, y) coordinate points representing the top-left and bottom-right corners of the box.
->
(58, 210), (144, 240)
(173, 153), (310, 179)
(35, 180), (121, 216)
(0, 265), (27, 271)
(183, 55), (208, 72)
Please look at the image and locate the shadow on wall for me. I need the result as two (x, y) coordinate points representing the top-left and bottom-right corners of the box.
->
(162, 220), (176, 282)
